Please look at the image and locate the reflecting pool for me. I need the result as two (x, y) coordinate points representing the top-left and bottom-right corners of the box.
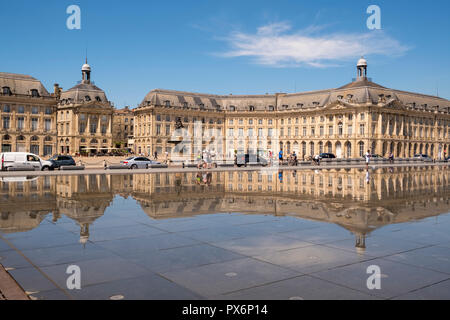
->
(0, 166), (449, 300)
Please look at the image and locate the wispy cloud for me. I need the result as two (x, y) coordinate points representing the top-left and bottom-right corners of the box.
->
(219, 22), (409, 67)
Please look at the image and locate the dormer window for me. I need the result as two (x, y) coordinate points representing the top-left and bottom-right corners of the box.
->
(85, 95), (91, 101)
(216, 105), (221, 111)
(95, 96), (102, 102)
(199, 103), (205, 110)
(296, 103), (304, 108)
(283, 105), (289, 109)
(249, 106), (255, 111)
(2, 87), (11, 95)
(164, 100), (170, 107)
(229, 105), (236, 111)
(337, 95), (343, 100)
(31, 89), (39, 97)
(183, 102), (188, 108)
(268, 105), (274, 111)
(347, 94), (353, 99)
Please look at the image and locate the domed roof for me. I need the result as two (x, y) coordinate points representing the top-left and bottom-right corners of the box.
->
(357, 57), (367, 67)
(82, 63), (91, 71)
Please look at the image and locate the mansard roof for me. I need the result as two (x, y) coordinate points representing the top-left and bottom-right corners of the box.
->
(0, 72), (51, 97)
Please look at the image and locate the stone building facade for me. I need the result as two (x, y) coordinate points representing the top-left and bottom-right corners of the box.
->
(112, 106), (134, 150)
(0, 73), (57, 156)
(134, 58), (450, 160)
(57, 62), (114, 155)
(1, 58), (449, 159)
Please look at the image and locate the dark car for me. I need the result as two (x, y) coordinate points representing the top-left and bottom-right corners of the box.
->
(42, 155), (76, 170)
(235, 154), (268, 167)
(319, 153), (336, 159)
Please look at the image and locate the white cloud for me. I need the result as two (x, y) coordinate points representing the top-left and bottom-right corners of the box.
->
(220, 22), (409, 67)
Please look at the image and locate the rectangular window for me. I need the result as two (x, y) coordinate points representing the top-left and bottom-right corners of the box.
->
(45, 108), (52, 115)
(156, 124), (161, 135)
(303, 127), (307, 136)
(228, 128), (234, 137)
(258, 128), (263, 137)
(44, 119), (51, 131)
(18, 106), (25, 114)
(248, 128), (253, 136)
(320, 126), (324, 136)
(165, 125), (170, 135)
(348, 125), (353, 135)
(3, 105), (10, 113)
(329, 126), (333, 136)
(31, 106), (38, 114)
(238, 128), (243, 136)
(268, 128), (272, 137)
(2, 116), (10, 129)
(31, 118), (38, 131)
(17, 117), (24, 130)
(359, 124), (365, 135)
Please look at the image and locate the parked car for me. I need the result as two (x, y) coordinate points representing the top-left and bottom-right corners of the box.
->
(235, 154), (268, 167)
(319, 153), (336, 159)
(42, 155), (76, 171)
(414, 154), (433, 162)
(0, 152), (43, 171)
(120, 156), (161, 169)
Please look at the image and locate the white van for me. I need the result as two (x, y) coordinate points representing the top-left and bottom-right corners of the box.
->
(0, 152), (44, 171)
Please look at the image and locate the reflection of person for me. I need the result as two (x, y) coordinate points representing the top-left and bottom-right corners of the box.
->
(278, 170), (283, 183)
(365, 169), (370, 184)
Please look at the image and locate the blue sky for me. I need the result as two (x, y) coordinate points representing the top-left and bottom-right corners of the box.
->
(1, 0), (449, 107)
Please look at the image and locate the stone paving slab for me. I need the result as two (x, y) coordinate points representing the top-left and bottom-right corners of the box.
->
(0, 263), (29, 300)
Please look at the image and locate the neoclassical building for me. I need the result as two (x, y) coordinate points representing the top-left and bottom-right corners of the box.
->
(57, 61), (114, 155)
(1, 58), (449, 158)
(134, 58), (450, 160)
(0, 72), (57, 156)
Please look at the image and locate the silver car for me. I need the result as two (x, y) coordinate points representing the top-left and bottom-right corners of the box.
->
(120, 156), (161, 169)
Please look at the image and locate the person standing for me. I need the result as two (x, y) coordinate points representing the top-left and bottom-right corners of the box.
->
(278, 149), (283, 164)
(365, 150), (371, 168)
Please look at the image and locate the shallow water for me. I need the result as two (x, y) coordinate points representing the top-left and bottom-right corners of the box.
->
(0, 167), (449, 300)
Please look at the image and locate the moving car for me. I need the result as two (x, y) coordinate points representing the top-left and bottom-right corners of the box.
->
(41, 155), (76, 171)
(414, 154), (433, 162)
(120, 156), (161, 169)
(0, 152), (43, 171)
(319, 153), (336, 159)
(235, 154), (268, 167)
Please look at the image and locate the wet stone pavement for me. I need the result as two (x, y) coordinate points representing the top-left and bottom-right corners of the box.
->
(0, 167), (449, 300)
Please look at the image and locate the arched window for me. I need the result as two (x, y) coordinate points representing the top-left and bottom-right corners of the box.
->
(2, 87), (11, 95)
(44, 136), (52, 142)
(85, 95), (91, 101)
(268, 105), (274, 111)
(17, 135), (25, 141)
(31, 136), (39, 141)
(91, 139), (98, 144)
(3, 134), (11, 140)
(31, 89), (39, 97)
(95, 96), (102, 102)
(249, 106), (255, 111)
(229, 105), (236, 111)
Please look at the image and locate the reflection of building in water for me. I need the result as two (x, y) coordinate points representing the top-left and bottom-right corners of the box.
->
(0, 168), (449, 252)
(55, 175), (113, 244)
(0, 176), (56, 233)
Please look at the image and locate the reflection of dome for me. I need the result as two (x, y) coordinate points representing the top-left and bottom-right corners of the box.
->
(80, 235), (89, 245)
(356, 246), (366, 255)
(357, 57), (367, 67)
